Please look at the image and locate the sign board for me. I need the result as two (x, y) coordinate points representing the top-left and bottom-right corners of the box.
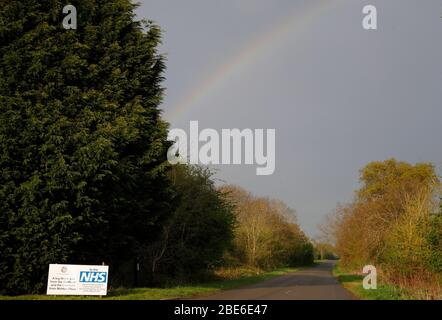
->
(47, 264), (109, 296)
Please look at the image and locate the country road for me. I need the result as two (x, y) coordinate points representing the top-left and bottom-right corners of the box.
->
(197, 261), (356, 300)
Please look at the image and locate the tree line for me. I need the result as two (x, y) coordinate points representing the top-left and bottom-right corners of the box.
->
(322, 159), (442, 299)
(0, 0), (313, 295)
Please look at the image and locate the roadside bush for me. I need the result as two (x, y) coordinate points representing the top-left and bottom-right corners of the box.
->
(381, 189), (433, 279)
(427, 213), (442, 274)
(141, 165), (235, 286)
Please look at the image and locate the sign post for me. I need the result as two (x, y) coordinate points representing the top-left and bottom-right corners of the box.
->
(46, 264), (109, 296)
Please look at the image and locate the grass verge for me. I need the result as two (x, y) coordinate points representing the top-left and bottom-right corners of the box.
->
(333, 263), (405, 300)
(0, 267), (298, 300)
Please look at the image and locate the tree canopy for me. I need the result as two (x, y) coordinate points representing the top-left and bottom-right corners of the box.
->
(0, 0), (174, 294)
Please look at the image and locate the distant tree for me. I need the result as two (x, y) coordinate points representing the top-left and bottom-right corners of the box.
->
(313, 241), (336, 260)
(316, 205), (345, 249)
(0, 0), (174, 294)
(220, 185), (314, 269)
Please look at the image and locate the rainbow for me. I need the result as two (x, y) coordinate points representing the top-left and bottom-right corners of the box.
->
(166, 0), (346, 122)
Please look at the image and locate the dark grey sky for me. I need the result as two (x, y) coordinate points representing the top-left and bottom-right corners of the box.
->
(136, 0), (442, 236)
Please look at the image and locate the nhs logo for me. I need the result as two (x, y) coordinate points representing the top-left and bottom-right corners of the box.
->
(79, 271), (107, 283)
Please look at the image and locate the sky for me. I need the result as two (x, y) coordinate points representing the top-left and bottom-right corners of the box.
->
(135, 0), (442, 237)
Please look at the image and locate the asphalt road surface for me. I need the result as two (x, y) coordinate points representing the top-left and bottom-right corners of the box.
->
(197, 261), (356, 300)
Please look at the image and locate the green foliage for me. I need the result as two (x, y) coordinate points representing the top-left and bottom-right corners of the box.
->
(313, 242), (337, 260)
(288, 241), (314, 266)
(381, 190), (434, 279)
(141, 165), (236, 285)
(0, 0), (174, 294)
(427, 213), (442, 273)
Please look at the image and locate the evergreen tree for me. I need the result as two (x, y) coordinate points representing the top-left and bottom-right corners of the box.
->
(0, 0), (174, 294)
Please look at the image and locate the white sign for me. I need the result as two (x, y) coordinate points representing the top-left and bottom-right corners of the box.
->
(47, 264), (109, 296)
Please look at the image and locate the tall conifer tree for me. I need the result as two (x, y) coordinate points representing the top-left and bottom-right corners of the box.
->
(0, 0), (174, 293)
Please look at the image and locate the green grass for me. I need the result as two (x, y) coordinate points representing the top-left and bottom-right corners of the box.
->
(333, 263), (405, 300)
(0, 267), (298, 300)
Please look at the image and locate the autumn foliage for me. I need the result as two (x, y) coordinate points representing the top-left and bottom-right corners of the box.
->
(328, 159), (442, 299)
(220, 186), (314, 270)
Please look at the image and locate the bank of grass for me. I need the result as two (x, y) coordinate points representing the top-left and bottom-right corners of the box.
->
(333, 263), (405, 300)
(0, 266), (298, 300)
